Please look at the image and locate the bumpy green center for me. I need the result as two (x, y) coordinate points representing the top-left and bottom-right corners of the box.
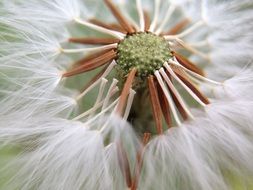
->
(117, 32), (172, 78)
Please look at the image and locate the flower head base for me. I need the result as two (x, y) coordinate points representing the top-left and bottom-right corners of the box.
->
(117, 32), (172, 78)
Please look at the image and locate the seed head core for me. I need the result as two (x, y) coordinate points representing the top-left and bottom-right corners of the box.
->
(117, 32), (172, 78)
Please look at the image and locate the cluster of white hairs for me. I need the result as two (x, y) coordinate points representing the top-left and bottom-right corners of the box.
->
(0, 0), (253, 189)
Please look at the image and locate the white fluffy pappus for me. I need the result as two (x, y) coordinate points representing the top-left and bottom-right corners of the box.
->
(0, 56), (73, 119)
(0, 19), (69, 61)
(169, 0), (253, 80)
(2, 0), (83, 24)
(139, 99), (253, 190)
(212, 66), (253, 100)
(0, 115), (140, 190)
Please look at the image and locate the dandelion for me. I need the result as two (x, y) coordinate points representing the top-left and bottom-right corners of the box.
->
(0, 0), (253, 189)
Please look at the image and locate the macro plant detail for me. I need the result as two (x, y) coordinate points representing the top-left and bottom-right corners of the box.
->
(0, 0), (253, 190)
(62, 0), (215, 134)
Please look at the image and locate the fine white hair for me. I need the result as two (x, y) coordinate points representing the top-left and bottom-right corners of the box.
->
(0, 115), (139, 190)
(139, 99), (253, 190)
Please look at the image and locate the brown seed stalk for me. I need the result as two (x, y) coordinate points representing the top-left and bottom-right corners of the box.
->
(63, 50), (116, 77)
(89, 18), (127, 33)
(117, 142), (132, 188)
(172, 67), (210, 104)
(165, 76), (189, 121)
(173, 51), (205, 76)
(131, 132), (151, 190)
(72, 49), (115, 68)
(69, 37), (120, 45)
(143, 10), (151, 32)
(80, 66), (108, 93)
(157, 84), (172, 128)
(104, 0), (136, 33)
(116, 68), (137, 116)
(172, 94), (188, 120)
(148, 76), (163, 134)
(162, 18), (190, 35)
(109, 23), (128, 34)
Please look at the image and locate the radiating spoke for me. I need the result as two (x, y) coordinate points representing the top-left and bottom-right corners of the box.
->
(72, 49), (113, 67)
(77, 61), (117, 100)
(157, 84), (172, 128)
(123, 89), (136, 120)
(155, 4), (176, 35)
(164, 62), (209, 107)
(172, 67), (210, 104)
(116, 68), (137, 116)
(143, 11), (151, 32)
(89, 18), (127, 33)
(148, 76), (163, 134)
(117, 142), (133, 188)
(175, 21), (205, 39)
(160, 68), (194, 120)
(136, 0), (145, 31)
(104, 0), (136, 33)
(69, 37), (120, 45)
(154, 70), (182, 126)
(150, 0), (161, 32)
(60, 43), (117, 54)
(162, 18), (190, 35)
(63, 50), (117, 77)
(131, 132), (151, 190)
(169, 59), (222, 86)
(165, 37), (210, 60)
(172, 51), (205, 76)
(75, 17), (125, 39)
